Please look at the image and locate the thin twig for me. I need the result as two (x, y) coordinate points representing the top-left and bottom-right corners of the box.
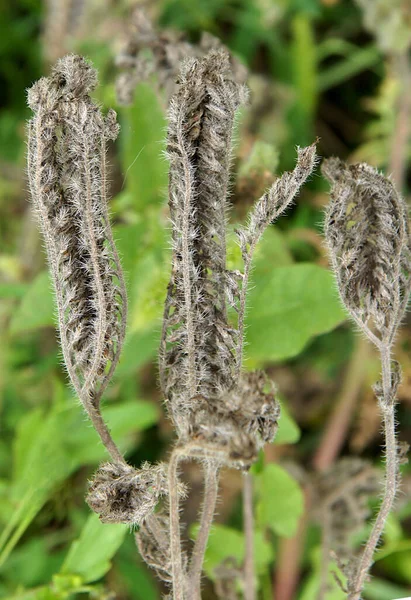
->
(243, 472), (256, 600)
(188, 463), (219, 599)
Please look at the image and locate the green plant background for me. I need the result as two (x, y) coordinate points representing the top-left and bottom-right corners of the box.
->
(1, 0), (411, 599)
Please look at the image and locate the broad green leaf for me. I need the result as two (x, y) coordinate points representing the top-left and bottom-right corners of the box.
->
(192, 523), (273, 581)
(61, 513), (127, 583)
(9, 271), (54, 334)
(274, 400), (301, 445)
(246, 264), (346, 364)
(227, 226), (293, 273)
(0, 282), (27, 299)
(119, 83), (167, 213)
(2, 399), (157, 566)
(0, 536), (63, 587)
(256, 463), (304, 538)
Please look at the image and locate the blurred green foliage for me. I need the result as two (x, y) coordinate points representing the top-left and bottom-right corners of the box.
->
(1, 0), (411, 599)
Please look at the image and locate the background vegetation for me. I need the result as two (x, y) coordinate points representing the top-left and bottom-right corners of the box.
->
(1, 0), (411, 598)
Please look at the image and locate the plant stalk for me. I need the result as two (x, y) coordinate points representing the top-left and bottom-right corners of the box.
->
(188, 463), (219, 599)
(348, 346), (398, 599)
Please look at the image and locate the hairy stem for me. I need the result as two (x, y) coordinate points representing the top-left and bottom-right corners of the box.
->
(168, 449), (186, 600)
(318, 510), (332, 600)
(86, 404), (125, 464)
(235, 239), (257, 378)
(243, 472), (256, 600)
(188, 463), (219, 599)
(348, 347), (398, 599)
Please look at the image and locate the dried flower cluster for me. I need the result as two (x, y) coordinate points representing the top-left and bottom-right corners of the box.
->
(87, 462), (168, 525)
(323, 158), (411, 343)
(159, 50), (246, 436)
(312, 459), (380, 559)
(27, 55), (127, 406)
(115, 9), (247, 106)
(27, 49), (318, 600)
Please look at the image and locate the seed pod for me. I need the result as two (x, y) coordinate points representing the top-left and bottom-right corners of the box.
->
(160, 50), (246, 432)
(27, 55), (127, 406)
(322, 158), (411, 342)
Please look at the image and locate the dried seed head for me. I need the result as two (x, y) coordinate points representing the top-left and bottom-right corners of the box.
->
(27, 54), (127, 406)
(322, 158), (411, 342)
(115, 8), (247, 106)
(179, 372), (280, 469)
(87, 462), (169, 525)
(160, 50), (246, 433)
(311, 458), (380, 569)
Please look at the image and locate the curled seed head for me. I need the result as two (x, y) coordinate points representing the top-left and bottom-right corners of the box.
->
(322, 158), (411, 341)
(180, 371), (280, 469)
(115, 8), (247, 106)
(27, 54), (127, 404)
(160, 50), (246, 431)
(87, 462), (168, 525)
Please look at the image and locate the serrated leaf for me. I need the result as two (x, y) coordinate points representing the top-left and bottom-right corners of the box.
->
(61, 513), (127, 583)
(256, 463), (304, 538)
(246, 264), (345, 364)
(9, 271), (54, 334)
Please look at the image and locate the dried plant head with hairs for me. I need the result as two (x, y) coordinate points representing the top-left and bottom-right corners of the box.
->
(322, 158), (411, 600)
(160, 50), (317, 470)
(160, 49), (246, 435)
(322, 158), (411, 345)
(115, 8), (247, 106)
(27, 55), (127, 462)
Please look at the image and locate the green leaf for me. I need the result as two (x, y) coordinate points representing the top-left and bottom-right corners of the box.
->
(9, 271), (54, 334)
(192, 523), (273, 582)
(246, 264), (346, 364)
(114, 329), (159, 378)
(274, 400), (301, 445)
(256, 463), (304, 538)
(61, 512), (127, 583)
(119, 83), (167, 213)
(364, 577), (411, 600)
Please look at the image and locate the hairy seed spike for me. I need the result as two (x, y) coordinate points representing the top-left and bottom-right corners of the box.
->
(27, 54), (127, 410)
(160, 51), (245, 435)
(322, 158), (411, 342)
